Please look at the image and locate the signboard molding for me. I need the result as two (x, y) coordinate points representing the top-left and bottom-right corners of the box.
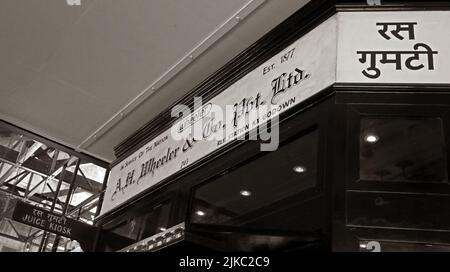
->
(112, 2), (342, 163)
(99, 6), (450, 219)
(100, 15), (338, 216)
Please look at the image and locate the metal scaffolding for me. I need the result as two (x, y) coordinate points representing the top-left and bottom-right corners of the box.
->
(0, 121), (109, 252)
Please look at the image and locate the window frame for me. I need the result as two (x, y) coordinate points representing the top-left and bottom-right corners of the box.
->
(346, 103), (450, 195)
(184, 100), (332, 235)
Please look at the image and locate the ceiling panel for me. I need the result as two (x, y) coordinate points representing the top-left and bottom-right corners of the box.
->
(0, 62), (38, 98)
(87, 0), (312, 161)
(2, 72), (111, 145)
(0, 0), (93, 70)
(0, 0), (311, 162)
(42, 0), (248, 107)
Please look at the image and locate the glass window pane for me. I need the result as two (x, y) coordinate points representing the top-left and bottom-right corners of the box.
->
(0, 129), (24, 163)
(110, 217), (142, 243)
(191, 129), (318, 229)
(348, 191), (450, 230)
(139, 201), (171, 239)
(66, 159), (104, 194)
(360, 117), (448, 183)
(103, 200), (172, 251)
(77, 163), (106, 184)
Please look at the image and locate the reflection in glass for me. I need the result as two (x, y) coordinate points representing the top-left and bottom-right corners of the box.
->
(140, 202), (171, 239)
(360, 117), (448, 183)
(348, 191), (450, 230)
(105, 201), (172, 251)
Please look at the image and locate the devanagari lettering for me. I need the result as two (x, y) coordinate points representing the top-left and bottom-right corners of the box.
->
(405, 43), (438, 70)
(356, 43), (438, 79)
(357, 51), (381, 79)
(379, 52), (402, 70)
(376, 22), (417, 40)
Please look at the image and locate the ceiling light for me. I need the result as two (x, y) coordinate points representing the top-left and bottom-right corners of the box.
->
(196, 210), (205, 216)
(159, 227), (167, 232)
(293, 166), (306, 173)
(240, 190), (252, 197)
(364, 134), (379, 143)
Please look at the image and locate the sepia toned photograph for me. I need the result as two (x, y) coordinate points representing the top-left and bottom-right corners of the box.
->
(0, 0), (449, 264)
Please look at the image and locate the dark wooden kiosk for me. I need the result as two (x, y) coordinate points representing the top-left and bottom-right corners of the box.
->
(93, 1), (450, 252)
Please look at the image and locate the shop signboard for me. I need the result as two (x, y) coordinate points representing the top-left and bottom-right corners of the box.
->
(100, 15), (338, 215)
(337, 11), (450, 84)
(100, 10), (450, 216)
(12, 201), (97, 242)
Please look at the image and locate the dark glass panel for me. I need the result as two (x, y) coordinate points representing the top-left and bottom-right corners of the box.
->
(191, 129), (319, 230)
(360, 117), (448, 183)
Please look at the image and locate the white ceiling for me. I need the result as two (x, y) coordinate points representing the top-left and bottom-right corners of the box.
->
(0, 0), (310, 162)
